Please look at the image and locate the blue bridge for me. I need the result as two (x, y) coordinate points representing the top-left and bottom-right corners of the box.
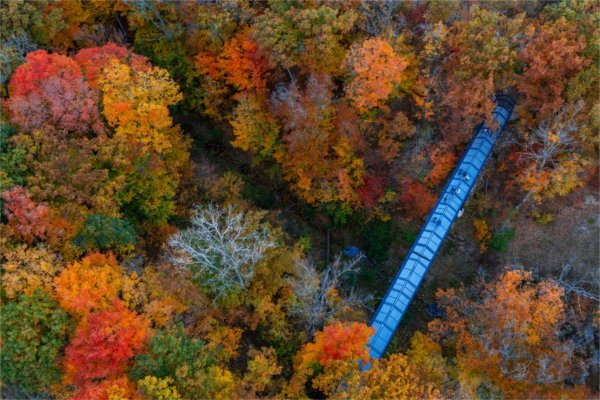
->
(367, 94), (516, 359)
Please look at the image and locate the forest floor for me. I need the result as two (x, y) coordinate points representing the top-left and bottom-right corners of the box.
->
(504, 187), (599, 281)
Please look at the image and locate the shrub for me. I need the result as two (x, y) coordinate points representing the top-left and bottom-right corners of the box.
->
(532, 210), (554, 225)
(1, 291), (73, 392)
(489, 228), (515, 253)
(72, 214), (137, 255)
(362, 220), (395, 263)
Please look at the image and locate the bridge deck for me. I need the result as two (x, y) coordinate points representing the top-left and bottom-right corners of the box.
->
(367, 94), (516, 359)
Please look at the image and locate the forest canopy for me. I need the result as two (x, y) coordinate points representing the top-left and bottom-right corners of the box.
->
(1, 1), (598, 399)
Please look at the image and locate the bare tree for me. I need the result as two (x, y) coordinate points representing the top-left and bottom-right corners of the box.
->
(168, 204), (277, 300)
(555, 261), (599, 385)
(516, 102), (583, 207)
(122, 0), (180, 42)
(557, 261), (600, 303)
(287, 254), (372, 335)
(356, 1), (402, 37)
(519, 102), (582, 171)
(0, 33), (37, 85)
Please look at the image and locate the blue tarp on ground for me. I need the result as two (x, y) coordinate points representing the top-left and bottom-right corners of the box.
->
(343, 245), (363, 258)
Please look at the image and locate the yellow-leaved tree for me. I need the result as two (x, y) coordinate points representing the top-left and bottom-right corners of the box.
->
(1, 244), (63, 300)
(100, 60), (183, 153)
(229, 92), (280, 159)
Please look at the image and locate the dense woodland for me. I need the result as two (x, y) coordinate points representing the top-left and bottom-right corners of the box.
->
(0, 0), (599, 399)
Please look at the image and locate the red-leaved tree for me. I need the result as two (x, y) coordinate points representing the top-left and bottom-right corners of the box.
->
(7, 50), (104, 134)
(400, 178), (438, 218)
(357, 175), (385, 208)
(64, 301), (150, 385)
(2, 186), (51, 243)
(74, 43), (150, 88)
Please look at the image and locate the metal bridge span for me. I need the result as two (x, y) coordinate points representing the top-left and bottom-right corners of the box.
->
(367, 94), (516, 359)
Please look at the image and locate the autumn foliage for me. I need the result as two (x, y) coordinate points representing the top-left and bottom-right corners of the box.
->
(1, 244), (63, 300)
(196, 29), (270, 94)
(229, 92), (279, 158)
(305, 322), (373, 367)
(272, 74), (365, 205)
(64, 301), (149, 385)
(71, 376), (140, 400)
(345, 37), (407, 112)
(74, 42), (149, 88)
(100, 60), (183, 153)
(399, 178), (438, 218)
(254, 4), (356, 74)
(1, 1), (598, 398)
(440, 7), (523, 141)
(2, 41), (189, 253)
(518, 18), (588, 121)
(293, 322), (373, 383)
(7, 50), (104, 134)
(357, 175), (385, 208)
(355, 353), (441, 399)
(473, 218), (491, 253)
(287, 322), (374, 396)
(430, 269), (591, 398)
(54, 252), (138, 317)
(424, 145), (457, 187)
(2, 186), (51, 243)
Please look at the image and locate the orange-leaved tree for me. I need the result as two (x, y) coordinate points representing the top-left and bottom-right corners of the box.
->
(429, 269), (591, 399)
(271, 74), (365, 205)
(424, 145), (457, 187)
(196, 28), (270, 94)
(54, 252), (142, 318)
(301, 321), (373, 368)
(518, 17), (588, 123)
(287, 322), (373, 396)
(344, 37), (407, 112)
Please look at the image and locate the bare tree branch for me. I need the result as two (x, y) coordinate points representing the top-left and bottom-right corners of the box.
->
(557, 261), (600, 303)
(287, 253), (372, 335)
(0, 33), (37, 84)
(168, 204), (277, 301)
